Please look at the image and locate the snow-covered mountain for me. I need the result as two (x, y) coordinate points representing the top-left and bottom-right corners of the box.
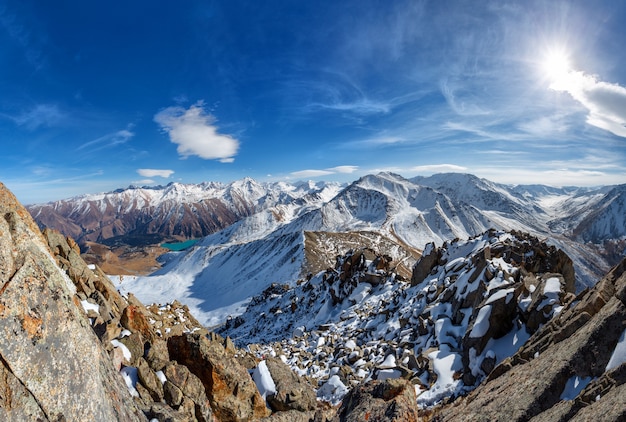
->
(108, 172), (625, 328)
(27, 178), (343, 245)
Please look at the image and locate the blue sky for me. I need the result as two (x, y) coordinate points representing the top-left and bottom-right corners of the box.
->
(2, 0), (626, 204)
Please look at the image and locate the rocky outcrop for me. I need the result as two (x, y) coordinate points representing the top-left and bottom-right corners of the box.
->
(0, 182), (144, 421)
(167, 333), (271, 421)
(336, 378), (419, 422)
(223, 230), (578, 407)
(263, 357), (318, 412)
(433, 257), (626, 421)
(0, 180), (337, 422)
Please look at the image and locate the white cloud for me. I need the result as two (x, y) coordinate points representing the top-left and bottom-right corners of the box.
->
(291, 169), (334, 178)
(411, 164), (468, 173)
(328, 165), (358, 174)
(291, 165), (359, 178)
(154, 101), (239, 162)
(137, 168), (174, 178)
(132, 179), (155, 185)
(550, 71), (626, 138)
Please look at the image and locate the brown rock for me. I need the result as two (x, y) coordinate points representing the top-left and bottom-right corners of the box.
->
(337, 378), (419, 422)
(137, 357), (164, 402)
(164, 380), (184, 408)
(436, 258), (626, 421)
(264, 357), (317, 412)
(168, 333), (271, 421)
(121, 304), (155, 341)
(411, 243), (440, 286)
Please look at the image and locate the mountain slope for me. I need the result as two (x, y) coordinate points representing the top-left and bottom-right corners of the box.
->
(27, 179), (343, 246)
(115, 173), (622, 327)
(218, 230), (577, 407)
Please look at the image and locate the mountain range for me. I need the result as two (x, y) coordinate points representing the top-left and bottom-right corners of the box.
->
(27, 172), (625, 328)
(2, 174), (625, 420)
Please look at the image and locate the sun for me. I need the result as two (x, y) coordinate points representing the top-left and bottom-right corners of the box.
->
(541, 48), (571, 84)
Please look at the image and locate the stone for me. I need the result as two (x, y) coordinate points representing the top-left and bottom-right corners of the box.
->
(168, 333), (271, 421)
(145, 337), (170, 371)
(411, 242), (440, 286)
(137, 357), (164, 402)
(164, 380), (184, 408)
(336, 378), (419, 422)
(264, 357), (317, 412)
(435, 257), (626, 421)
(121, 304), (155, 342)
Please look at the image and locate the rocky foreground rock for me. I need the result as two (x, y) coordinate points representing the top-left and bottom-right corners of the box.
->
(1, 179), (625, 421)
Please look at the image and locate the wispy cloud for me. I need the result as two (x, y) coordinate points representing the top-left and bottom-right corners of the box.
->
(132, 179), (155, 185)
(77, 129), (134, 151)
(137, 169), (174, 178)
(0, 5), (46, 69)
(11, 104), (65, 130)
(291, 165), (359, 178)
(154, 101), (239, 162)
(411, 164), (468, 174)
(550, 71), (626, 138)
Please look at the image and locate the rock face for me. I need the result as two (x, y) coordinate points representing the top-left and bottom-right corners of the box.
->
(0, 182), (144, 421)
(433, 258), (626, 421)
(336, 378), (419, 422)
(167, 333), (271, 421)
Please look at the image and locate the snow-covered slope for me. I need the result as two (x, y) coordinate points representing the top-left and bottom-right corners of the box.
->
(218, 230), (576, 406)
(27, 178), (343, 244)
(114, 173), (622, 328)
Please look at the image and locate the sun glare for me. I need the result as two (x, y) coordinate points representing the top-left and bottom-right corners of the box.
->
(541, 49), (571, 83)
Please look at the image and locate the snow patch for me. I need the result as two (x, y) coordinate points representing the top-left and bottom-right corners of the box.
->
(606, 328), (626, 371)
(252, 360), (276, 401)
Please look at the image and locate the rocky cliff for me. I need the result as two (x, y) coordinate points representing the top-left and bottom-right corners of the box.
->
(0, 182), (144, 421)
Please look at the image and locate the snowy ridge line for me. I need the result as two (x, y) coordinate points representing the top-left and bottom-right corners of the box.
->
(219, 229), (577, 407)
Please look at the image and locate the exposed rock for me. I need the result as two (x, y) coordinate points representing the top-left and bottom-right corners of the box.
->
(411, 242), (440, 286)
(0, 182), (145, 421)
(336, 378), (419, 422)
(168, 333), (271, 421)
(434, 257), (626, 421)
(264, 357), (317, 412)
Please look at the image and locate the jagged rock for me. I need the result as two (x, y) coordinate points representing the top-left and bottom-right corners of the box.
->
(164, 380), (184, 408)
(264, 357), (317, 412)
(434, 257), (626, 421)
(336, 378), (419, 422)
(136, 357), (164, 402)
(145, 337), (170, 371)
(163, 362), (214, 421)
(120, 331), (145, 366)
(0, 182), (145, 421)
(168, 333), (270, 421)
(121, 304), (155, 342)
(411, 242), (440, 286)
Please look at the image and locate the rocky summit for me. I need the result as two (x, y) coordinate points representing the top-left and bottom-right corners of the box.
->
(1, 179), (625, 421)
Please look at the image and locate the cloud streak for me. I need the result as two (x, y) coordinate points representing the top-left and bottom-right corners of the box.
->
(154, 101), (239, 162)
(291, 165), (358, 178)
(411, 164), (468, 174)
(550, 70), (626, 138)
(77, 129), (134, 151)
(137, 168), (174, 178)
(11, 104), (65, 130)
